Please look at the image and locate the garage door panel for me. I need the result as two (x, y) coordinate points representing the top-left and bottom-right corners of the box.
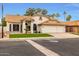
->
(56, 26), (65, 32)
(41, 26), (56, 33)
(41, 26), (65, 33)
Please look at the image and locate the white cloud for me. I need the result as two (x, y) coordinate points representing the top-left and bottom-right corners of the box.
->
(65, 3), (79, 8)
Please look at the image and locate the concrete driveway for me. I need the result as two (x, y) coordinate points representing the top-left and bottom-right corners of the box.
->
(50, 33), (79, 38)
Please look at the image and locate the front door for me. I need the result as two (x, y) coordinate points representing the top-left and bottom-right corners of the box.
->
(33, 24), (37, 33)
(25, 21), (31, 33)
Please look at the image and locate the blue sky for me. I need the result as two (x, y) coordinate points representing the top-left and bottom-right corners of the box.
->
(0, 3), (79, 21)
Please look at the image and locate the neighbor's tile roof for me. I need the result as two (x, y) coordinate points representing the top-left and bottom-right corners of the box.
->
(5, 15), (32, 22)
(64, 20), (79, 26)
(39, 20), (66, 26)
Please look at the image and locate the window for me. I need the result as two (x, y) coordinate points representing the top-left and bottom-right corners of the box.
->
(13, 24), (19, 31)
(9, 24), (11, 31)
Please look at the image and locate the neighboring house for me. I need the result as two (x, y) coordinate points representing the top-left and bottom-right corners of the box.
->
(64, 20), (79, 33)
(5, 15), (66, 34)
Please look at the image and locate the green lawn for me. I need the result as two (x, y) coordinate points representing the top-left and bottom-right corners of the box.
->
(9, 33), (52, 38)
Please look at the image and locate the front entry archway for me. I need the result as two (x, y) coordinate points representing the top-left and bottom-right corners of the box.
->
(33, 24), (37, 33)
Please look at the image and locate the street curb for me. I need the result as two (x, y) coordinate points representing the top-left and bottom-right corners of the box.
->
(0, 37), (79, 41)
(0, 37), (54, 41)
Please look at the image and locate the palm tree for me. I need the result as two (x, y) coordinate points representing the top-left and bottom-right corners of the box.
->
(63, 11), (67, 21)
(66, 15), (72, 21)
(51, 13), (56, 18)
(55, 13), (60, 19)
(42, 9), (48, 15)
(51, 13), (60, 19)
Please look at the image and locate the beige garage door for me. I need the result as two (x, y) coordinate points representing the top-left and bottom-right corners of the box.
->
(41, 26), (65, 33)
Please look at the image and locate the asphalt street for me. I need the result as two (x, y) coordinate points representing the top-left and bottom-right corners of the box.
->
(34, 38), (79, 56)
(0, 38), (79, 56)
(0, 41), (45, 56)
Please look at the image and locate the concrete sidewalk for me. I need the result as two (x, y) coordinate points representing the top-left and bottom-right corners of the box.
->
(0, 33), (79, 41)
(0, 37), (54, 41)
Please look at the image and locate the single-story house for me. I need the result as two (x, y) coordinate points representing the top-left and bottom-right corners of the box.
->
(64, 20), (79, 33)
(5, 15), (66, 34)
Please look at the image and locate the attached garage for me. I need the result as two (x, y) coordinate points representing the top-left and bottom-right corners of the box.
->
(39, 20), (66, 33)
(40, 26), (65, 33)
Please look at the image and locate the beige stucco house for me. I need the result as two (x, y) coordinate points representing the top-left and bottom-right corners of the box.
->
(5, 15), (66, 34)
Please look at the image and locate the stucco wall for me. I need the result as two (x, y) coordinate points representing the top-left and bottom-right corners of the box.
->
(6, 22), (21, 33)
(32, 16), (49, 24)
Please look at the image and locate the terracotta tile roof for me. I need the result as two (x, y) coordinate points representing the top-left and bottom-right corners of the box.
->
(5, 15), (32, 22)
(39, 20), (66, 26)
(64, 20), (79, 26)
